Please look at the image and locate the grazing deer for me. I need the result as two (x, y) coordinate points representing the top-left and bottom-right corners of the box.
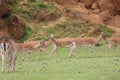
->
(0, 38), (17, 73)
(16, 40), (47, 61)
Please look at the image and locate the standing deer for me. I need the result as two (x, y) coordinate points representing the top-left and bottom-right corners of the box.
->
(106, 38), (120, 54)
(16, 40), (47, 61)
(48, 34), (74, 58)
(0, 38), (17, 73)
(69, 33), (86, 57)
(69, 39), (78, 57)
(68, 32), (104, 57)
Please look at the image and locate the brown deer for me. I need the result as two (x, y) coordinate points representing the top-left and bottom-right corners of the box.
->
(69, 32), (104, 57)
(0, 38), (17, 73)
(48, 34), (75, 58)
(106, 38), (120, 54)
(69, 34), (85, 57)
(16, 40), (47, 61)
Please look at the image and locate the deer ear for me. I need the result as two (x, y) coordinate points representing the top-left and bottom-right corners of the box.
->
(81, 33), (84, 37)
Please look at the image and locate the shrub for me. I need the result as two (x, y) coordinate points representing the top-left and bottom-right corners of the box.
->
(18, 25), (31, 42)
(100, 25), (113, 37)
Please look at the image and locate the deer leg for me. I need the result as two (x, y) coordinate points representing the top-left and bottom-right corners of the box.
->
(69, 47), (76, 57)
(11, 57), (14, 72)
(74, 49), (78, 58)
(105, 45), (111, 54)
(1, 53), (5, 73)
(23, 51), (29, 61)
(11, 52), (17, 72)
(69, 47), (73, 57)
(11, 56), (17, 72)
(40, 48), (48, 55)
(22, 51), (25, 61)
(25, 52), (29, 61)
(55, 48), (60, 58)
(49, 47), (57, 58)
(105, 47), (109, 54)
(113, 45), (117, 54)
(6, 57), (11, 73)
(44, 48), (49, 55)
(87, 45), (94, 55)
(49, 48), (55, 58)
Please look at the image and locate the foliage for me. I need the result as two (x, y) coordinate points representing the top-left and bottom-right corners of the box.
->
(92, 24), (113, 37)
(37, 35), (48, 40)
(8, 1), (61, 21)
(18, 25), (31, 42)
(5, 0), (113, 41)
(45, 20), (90, 38)
(100, 25), (113, 37)
(45, 20), (113, 40)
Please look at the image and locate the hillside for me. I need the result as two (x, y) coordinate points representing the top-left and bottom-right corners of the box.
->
(0, 0), (120, 41)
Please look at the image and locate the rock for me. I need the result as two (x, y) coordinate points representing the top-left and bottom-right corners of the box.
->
(108, 15), (120, 27)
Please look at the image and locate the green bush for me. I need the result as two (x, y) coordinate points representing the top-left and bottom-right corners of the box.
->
(37, 35), (48, 40)
(45, 20), (90, 38)
(101, 25), (113, 37)
(18, 25), (31, 42)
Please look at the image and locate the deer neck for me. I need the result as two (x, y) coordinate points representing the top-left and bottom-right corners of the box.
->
(51, 38), (59, 48)
(51, 38), (57, 44)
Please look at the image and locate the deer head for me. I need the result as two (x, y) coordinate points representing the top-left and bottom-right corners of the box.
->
(47, 33), (56, 43)
(40, 40), (46, 48)
(79, 33), (85, 38)
(0, 38), (9, 52)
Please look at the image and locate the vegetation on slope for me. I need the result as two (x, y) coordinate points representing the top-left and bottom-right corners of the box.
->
(2, 0), (61, 41)
(28, 18), (113, 40)
(1, 0), (113, 41)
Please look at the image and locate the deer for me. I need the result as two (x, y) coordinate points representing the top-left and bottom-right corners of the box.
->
(106, 37), (120, 54)
(69, 34), (85, 57)
(69, 39), (78, 57)
(48, 33), (86, 58)
(69, 32), (104, 57)
(48, 34), (75, 58)
(0, 38), (17, 73)
(16, 40), (47, 61)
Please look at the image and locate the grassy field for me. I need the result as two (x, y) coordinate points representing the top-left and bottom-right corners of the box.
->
(0, 44), (120, 80)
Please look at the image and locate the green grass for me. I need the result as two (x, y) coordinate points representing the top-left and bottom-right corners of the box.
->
(0, 44), (120, 80)
(45, 20), (113, 39)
